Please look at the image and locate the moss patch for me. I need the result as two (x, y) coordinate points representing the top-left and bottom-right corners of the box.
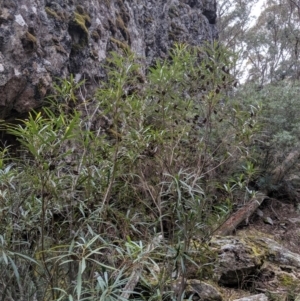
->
(109, 37), (131, 53)
(68, 7), (91, 47)
(21, 31), (37, 51)
(45, 6), (66, 20)
(278, 273), (299, 288)
(106, 18), (117, 35)
(73, 11), (90, 34)
(116, 15), (126, 30)
(91, 29), (101, 41)
(25, 31), (37, 43)
(90, 49), (98, 60)
(55, 45), (68, 55)
(116, 15), (130, 42)
(245, 237), (267, 258)
(45, 7), (60, 20)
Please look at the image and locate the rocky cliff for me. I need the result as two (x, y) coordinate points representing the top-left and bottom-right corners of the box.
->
(0, 0), (217, 120)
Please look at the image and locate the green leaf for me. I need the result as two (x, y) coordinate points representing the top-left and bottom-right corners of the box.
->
(8, 256), (21, 286)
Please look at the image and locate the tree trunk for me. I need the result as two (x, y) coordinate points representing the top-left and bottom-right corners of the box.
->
(271, 148), (300, 184)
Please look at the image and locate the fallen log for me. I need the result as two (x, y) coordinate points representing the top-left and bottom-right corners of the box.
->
(215, 146), (300, 236)
(215, 192), (268, 236)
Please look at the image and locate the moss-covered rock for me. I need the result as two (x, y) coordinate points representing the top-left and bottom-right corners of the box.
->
(209, 236), (265, 286)
(206, 234), (300, 300)
(73, 11), (90, 35)
(251, 236), (300, 268)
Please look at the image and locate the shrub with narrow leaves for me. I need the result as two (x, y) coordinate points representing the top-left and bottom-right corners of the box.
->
(0, 43), (260, 300)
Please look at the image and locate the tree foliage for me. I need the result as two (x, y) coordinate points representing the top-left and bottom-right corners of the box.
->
(218, 0), (300, 196)
(219, 0), (300, 83)
(246, 0), (300, 83)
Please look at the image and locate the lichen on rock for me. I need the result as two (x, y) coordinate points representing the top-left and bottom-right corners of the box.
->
(209, 236), (265, 287)
(207, 234), (300, 300)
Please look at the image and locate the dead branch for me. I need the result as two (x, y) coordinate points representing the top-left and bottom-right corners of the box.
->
(215, 192), (268, 236)
(215, 147), (300, 236)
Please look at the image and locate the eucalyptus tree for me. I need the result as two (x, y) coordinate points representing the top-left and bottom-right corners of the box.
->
(217, 0), (259, 78)
(218, 0), (300, 84)
(245, 0), (300, 84)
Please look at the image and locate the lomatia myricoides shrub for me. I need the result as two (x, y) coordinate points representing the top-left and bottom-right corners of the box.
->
(0, 43), (261, 300)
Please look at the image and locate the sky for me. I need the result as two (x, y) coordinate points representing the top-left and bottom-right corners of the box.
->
(250, 0), (265, 22)
(239, 0), (266, 81)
